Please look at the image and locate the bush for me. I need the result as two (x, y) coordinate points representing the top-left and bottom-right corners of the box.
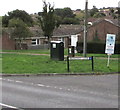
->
(76, 42), (120, 54)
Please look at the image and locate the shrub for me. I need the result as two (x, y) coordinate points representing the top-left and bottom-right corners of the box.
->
(76, 42), (120, 54)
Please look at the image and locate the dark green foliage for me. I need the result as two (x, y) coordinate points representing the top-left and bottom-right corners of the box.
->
(93, 12), (106, 18)
(54, 8), (79, 24)
(2, 9), (33, 27)
(77, 42), (120, 54)
(110, 8), (114, 14)
(62, 17), (79, 24)
(2, 15), (9, 27)
(9, 18), (32, 49)
(38, 1), (58, 42)
(89, 6), (99, 17)
(55, 8), (75, 19)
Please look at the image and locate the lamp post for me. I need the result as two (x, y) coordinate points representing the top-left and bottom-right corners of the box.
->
(83, 0), (88, 57)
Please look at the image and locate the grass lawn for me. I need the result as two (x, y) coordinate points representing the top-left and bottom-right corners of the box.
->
(2, 49), (50, 54)
(2, 49), (119, 58)
(2, 52), (119, 74)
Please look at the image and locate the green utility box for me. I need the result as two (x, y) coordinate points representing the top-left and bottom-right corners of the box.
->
(50, 41), (64, 61)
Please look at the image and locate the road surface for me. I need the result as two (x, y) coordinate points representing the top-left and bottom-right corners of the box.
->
(0, 74), (119, 109)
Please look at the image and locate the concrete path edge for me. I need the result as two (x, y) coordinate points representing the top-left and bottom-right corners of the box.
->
(0, 72), (119, 77)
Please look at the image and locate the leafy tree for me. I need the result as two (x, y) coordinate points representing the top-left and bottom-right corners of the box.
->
(62, 17), (79, 24)
(93, 12), (106, 18)
(38, 1), (58, 44)
(62, 8), (75, 18)
(9, 18), (32, 49)
(55, 8), (75, 19)
(54, 8), (79, 24)
(2, 9), (33, 27)
(89, 6), (99, 17)
(2, 15), (9, 27)
(109, 8), (114, 14)
(0, 16), (2, 36)
(54, 8), (64, 18)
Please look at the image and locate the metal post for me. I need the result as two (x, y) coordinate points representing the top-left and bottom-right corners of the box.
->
(67, 56), (70, 72)
(83, 0), (88, 57)
(91, 56), (94, 71)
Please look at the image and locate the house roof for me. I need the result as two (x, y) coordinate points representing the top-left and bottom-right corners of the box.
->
(79, 18), (119, 33)
(104, 19), (119, 27)
(53, 25), (83, 36)
(92, 19), (119, 27)
(30, 25), (83, 37)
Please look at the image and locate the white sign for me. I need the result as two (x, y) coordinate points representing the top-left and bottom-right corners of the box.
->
(69, 57), (91, 60)
(53, 44), (56, 48)
(71, 35), (78, 47)
(105, 34), (116, 54)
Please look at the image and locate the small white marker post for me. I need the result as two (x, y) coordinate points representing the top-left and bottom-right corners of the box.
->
(107, 54), (111, 67)
(105, 34), (116, 67)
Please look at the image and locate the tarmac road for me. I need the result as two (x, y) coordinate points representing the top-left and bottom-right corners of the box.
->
(1, 74), (119, 109)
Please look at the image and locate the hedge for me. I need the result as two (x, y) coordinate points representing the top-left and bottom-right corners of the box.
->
(76, 42), (120, 54)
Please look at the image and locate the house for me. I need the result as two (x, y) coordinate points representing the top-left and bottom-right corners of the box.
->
(2, 19), (119, 50)
(2, 25), (82, 50)
(1, 32), (15, 50)
(26, 25), (82, 49)
(78, 19), (120, 42)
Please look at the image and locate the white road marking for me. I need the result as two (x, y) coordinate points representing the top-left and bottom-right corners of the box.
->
(37, 84), (45, 87)
(2, 79), (6, 81)
(46, 85), (50, 88)
(67, 89), (70, 91)
(7, 79), (14, 82)
(31, 83), (34, 85)
(2, 78), (118, 98)
(15, 81), (23, 83)
(59, 88), (63, 90)
(0, 103), (18, 109)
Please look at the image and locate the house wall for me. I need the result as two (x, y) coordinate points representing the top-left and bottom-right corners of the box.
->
(51, 37), (69, 48)
(78, 20), (119, 42)
(26, 36), (69, 48)
(1, 33), (15, 50)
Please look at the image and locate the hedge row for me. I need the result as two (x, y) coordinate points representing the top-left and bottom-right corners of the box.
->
(76, 42), (120, 54)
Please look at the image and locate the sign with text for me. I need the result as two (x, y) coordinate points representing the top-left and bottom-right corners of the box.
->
(105, 34), (116, 54)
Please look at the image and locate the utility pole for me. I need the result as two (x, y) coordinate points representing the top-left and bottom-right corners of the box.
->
(83, 0), (88, 57)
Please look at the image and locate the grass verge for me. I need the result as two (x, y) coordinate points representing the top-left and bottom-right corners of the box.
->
(2, 53), (119, 74)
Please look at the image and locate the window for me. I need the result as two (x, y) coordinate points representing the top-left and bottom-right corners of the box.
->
(31, 39), (40, 45)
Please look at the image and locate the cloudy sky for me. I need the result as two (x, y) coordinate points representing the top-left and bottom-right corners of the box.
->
(0, 0), (119, 16)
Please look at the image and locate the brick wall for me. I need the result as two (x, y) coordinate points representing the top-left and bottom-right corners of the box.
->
(2, 33), (15, 50)
(78, 20), (119, 42)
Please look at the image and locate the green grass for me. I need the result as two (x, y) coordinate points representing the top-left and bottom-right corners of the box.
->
(2, 49), (50, 54)
(2, 53), (119, 74)
(2, 49), (119, 58)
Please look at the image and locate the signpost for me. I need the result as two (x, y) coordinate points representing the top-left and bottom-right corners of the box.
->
(67, 56), (94, 72)
(105, 34), (116, 67)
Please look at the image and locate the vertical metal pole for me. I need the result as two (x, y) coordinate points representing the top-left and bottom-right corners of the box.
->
(67, 56), (70, 72)
(91, 56), (94, 71)
(67, 37), (69, 56)
(83, 0), (88, 57)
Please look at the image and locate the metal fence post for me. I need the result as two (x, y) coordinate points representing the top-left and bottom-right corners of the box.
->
(67, 56), (70, 72)
(91, 56), (94, 71)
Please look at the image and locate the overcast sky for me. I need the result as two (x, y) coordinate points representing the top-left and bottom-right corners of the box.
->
(0, 0), (120, 16)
